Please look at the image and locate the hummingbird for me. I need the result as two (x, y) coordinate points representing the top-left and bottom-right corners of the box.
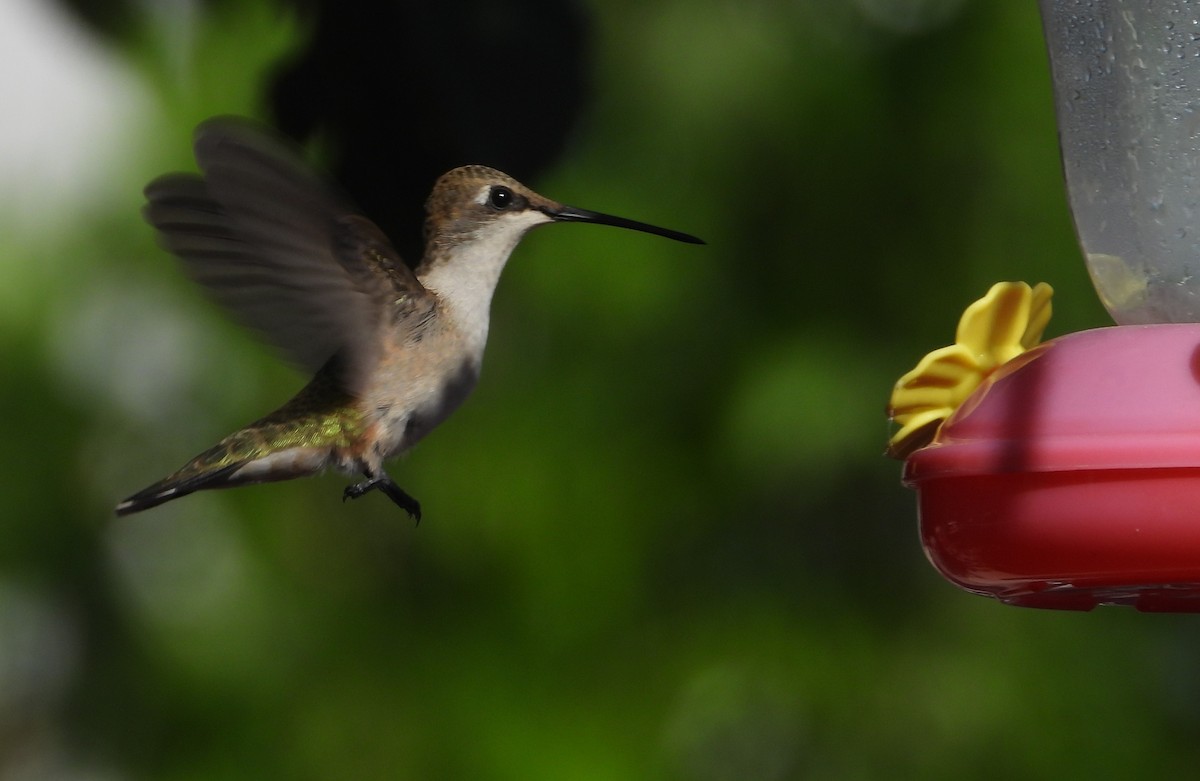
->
(115, 118), (703, 520)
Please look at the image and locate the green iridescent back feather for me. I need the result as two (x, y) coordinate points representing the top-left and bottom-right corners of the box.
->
(120, 365), (368, 511)
(182, 367), (365, 473)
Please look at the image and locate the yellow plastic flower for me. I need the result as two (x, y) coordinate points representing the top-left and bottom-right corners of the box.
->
(887, 281), (1053, 459)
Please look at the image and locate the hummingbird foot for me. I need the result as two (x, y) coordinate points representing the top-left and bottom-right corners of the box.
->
(343, 471), (422, 523)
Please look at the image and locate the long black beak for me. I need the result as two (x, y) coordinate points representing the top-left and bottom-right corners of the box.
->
(549, 205), (705, 245)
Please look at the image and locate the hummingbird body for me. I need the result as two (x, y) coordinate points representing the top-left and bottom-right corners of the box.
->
(116, 118), (702, 519)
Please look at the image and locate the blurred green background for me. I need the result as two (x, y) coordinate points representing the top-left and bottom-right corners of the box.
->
(2, 0), (1198, 778)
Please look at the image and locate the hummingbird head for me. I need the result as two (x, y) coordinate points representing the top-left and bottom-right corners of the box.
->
(417, 165), (704, 349)
(423, 165), (705, 252)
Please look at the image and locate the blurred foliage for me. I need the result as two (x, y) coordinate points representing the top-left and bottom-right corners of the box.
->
(1, 0), (1198, 779)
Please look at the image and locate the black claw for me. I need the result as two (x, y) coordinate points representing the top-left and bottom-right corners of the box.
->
(342, 482), (371, 502)
(343, 472), (422, 523)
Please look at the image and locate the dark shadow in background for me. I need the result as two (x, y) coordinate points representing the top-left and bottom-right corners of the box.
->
(60, 0), (591, 262)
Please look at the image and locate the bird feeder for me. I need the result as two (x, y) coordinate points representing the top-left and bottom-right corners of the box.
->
(889, 0), (1200, 611)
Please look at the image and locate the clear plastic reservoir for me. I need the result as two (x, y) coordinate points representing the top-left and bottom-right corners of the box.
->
(1041, 0), (1200, 323)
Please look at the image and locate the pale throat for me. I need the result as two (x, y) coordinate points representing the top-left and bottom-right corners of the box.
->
(419, 206), (553, 349)
(418, 225), (529, 351)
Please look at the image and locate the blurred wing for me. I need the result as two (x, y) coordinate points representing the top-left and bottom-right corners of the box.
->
(331, 215), (428, 312)
(143, 117), (423, 393)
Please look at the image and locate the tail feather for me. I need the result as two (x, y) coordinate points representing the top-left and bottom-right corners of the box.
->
(115, 375), (361, 516)
(115, 462), (245, 516)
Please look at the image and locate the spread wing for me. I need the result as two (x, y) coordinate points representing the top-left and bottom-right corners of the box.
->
(143, 117), (427, 394)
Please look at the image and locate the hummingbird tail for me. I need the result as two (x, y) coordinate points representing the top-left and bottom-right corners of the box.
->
(114, 462), (244, 516)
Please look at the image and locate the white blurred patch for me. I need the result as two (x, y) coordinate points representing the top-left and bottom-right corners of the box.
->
(105, 508), (249, 631)
(46, 276), (217, 425)
(0, 0), (150, 231)
(103, 504), (289, 688)
(0, 581), (79, 722)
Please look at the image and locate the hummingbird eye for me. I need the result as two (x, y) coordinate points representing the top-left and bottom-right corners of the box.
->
(487, 186), (514, 210)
